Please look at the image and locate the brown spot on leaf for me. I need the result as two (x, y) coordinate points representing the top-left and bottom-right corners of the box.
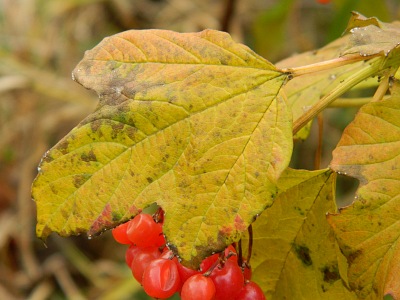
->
(294, 244), (312, 266)
(321, 264), (340, 283)
(126, 126), (138, 141)
(90, 120), (101, 133)
(57, 139), (70, 155)
(73, 174), (90, 188)
(81, 150), (97, 162)
(347, 249), (362, 265)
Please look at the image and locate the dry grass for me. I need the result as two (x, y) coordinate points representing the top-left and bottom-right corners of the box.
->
(0, 0), (398, 298)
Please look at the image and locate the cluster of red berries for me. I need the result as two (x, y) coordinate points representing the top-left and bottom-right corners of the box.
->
(111, 209), (265, 300)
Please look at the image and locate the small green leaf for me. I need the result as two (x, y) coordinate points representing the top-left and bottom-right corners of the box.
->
(242, 168), (357, 299)
(32, 29), (292, 268)
(329, 97), (400, 299)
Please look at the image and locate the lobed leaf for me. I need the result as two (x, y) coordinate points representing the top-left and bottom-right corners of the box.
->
(32, 29), (292, 268)
(243, 168), (357, 299)
(329, 97), (400, 299)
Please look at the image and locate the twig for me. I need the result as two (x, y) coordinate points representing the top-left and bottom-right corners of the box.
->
(27, 280), (54, 300)
(246, 225), (253, 264)
(220, 0), (237, 32)
(53, 236), (106, 288)
(314, 113), (323, 170)
(371, 65), (399, 102)
(237, 239), (243, 267)
(0, 283), (21, 300)
(16, 133), (46, 280)
(44, 255), (86, 300)
(0, 75), (29, 94)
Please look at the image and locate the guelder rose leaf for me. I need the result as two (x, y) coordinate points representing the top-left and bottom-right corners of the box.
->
(328, 98), (400, 299)
(243, 168), (357, 299)
(342, 12), (400, 57)
(32, 29), (292, 268)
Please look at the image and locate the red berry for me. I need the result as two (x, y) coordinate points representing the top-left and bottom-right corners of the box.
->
(210, 259), (244, 300)
(130, 246), (161, 283)
(111, 222), (131, 244)
(200, 253), (218, 273)
(174, 257), (200, 284)
(142, 258), (181, 299)
(125, 244), (140, 267)
(127, 214), (163, 247)
(316, 0), (330, 4)
(181, 274), (216, 300)
(234, 281), (265, 300)
(154, 232), (166, 247)
(160, 248), (174, 260)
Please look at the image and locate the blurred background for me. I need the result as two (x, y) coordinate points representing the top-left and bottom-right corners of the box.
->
(1, 0), (399, 299)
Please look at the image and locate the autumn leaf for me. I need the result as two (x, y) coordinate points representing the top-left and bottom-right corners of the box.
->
(32, 29), (292, 268)
(242, 168), (357, 299)
(328, 97), (400, 299)
(342, 11), (400, 57)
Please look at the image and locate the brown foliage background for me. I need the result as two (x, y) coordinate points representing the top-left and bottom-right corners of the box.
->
(1, 0), (399, 298)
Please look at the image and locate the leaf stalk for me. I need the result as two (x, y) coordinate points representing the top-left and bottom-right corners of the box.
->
(292, 54), (400, 134)
(280, 54), (380, 77)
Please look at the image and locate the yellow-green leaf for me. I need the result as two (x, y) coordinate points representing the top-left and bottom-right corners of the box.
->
(242, 168), (357, 299)
(32, 29), (292, 268)
(328, 97), (400, 299)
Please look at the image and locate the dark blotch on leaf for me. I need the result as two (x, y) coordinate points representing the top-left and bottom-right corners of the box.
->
(347, 249), (362, 265)
(111, 211), (122, 222)
(73, 174), (91, 188)
(57, 139), (70, 155)
(147, 177), (153, 183)
(294, 244), (312, 266)
(90, 120), (101, 133)
(321, 264), (340, 283)
(111, 122), (124, 132)
(81, 150), (97, 162)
